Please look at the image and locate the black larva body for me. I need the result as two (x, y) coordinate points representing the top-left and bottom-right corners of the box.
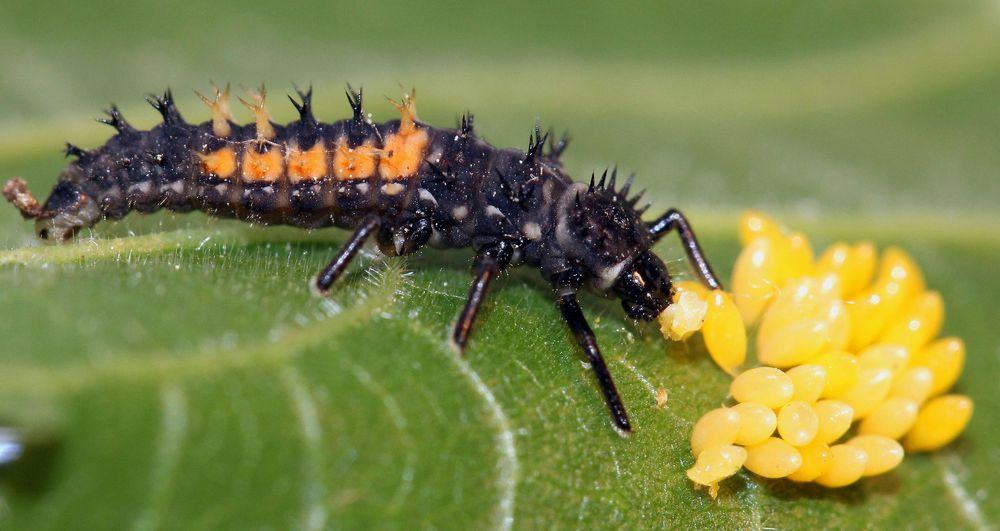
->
(4, 86), (722, 434)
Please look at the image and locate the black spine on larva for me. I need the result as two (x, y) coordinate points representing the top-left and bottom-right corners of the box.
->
(97, 105), (135, 135)
(288, 86), (318, 136)
(343, 85), (375, 145)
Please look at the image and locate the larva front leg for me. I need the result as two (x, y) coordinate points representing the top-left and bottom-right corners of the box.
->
(557, 290), (632, 435)
(647, 208), (722, 290)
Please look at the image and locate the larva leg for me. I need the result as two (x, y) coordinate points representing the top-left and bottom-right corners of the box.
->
(450, 241), (513, 353)
(647, 208), (722, 290)
(314, 214), (380, 294)
(557, 291), (632, 435)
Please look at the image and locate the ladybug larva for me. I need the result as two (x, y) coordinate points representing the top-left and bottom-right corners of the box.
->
(3, 84), (722, 434)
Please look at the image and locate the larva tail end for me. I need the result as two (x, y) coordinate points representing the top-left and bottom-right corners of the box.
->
(3, 178), (43, 219)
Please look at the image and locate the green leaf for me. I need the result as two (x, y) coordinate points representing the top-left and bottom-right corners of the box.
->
(2, 1), (999, 528)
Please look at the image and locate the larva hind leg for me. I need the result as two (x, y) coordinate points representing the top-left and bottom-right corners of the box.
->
(314, 214), (380, 294)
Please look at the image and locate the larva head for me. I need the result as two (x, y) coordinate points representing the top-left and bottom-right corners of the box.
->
(611, 250), (673, 321)
(4, 176), (100, 243)
(555, 177), (671, 320)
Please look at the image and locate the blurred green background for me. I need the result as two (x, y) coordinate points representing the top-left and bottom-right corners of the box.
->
(0, 0), (998, 529)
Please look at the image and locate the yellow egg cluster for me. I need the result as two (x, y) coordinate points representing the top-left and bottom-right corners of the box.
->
(673, 211), (974, 498)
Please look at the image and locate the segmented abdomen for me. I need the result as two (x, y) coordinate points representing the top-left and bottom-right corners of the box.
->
(70, 87), (569, 255)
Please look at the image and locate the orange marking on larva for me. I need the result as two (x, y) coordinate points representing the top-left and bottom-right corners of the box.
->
(199, 147), (237, 179)
(242, 147), (284, 182)
(334, 139), (377, 180)
(378, 128), (429, 180)
(287, 142), (327, 183)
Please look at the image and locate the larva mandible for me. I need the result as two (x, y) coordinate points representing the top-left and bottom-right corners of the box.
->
(3, 84), (722, 434)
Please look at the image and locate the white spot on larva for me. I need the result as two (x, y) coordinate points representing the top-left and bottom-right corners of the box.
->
(596, 257), (631, 290)
(262, 185), (274, 194)
(214, 183), (228, 195)
(555, 212), (572, 249)
(291, 189), (301, 197)
(311, 184), (321, 194)
(381, 182), (405, 196)
(452, 206), (468, 220)
(128, 181), (153, 194)
(394, 232), (406, 255)
(161, 181), (184, 194)
(555, 183), (589, 249)
(355, 182), (370, 194)
(418, 188), (437, 205)
(522, 222), (542, 240)
(486, 205), (504, 218)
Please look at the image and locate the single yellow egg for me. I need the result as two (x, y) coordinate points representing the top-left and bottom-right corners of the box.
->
(701, 290), (747, 374)
(880, 247), (926, 299)
(731, 236), (784, 325)
(783, 230), (814, 279)
(744, 437), (803, 479)
(778, 400), (820, 446)
(787, 441), (832, 482)
(757, 318), (831, 368)
(739, 210), (784, 246)
(847, 435), (905, 476)
(904, 395), (974, 452)
(691, 407), (742, 457)
(757, 277), (821, 341)
(814, 351), (860, 398)
(911, 337), (965, 396)
(686, 444), (748, 499)
(787, 364), (828, 404)
(732, 402), (778, 446)
(847, 278), (909, 351)
(858, 398), (919, 439)
(813, 444), (868, 488)
(813, 400), (855, 444)
(847, 242), (878, 297)
(730, 367), (795, 408)
(823, 298), (851, 353)
(858, 344), (911, 374)
(815, 270), (845, 299)
(878, 291), (944, 352)
(889, 367), (934, 405)
(814, 242), (850, 279)
(815, 241), (876, 299)
(836, 367), (893, 419)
